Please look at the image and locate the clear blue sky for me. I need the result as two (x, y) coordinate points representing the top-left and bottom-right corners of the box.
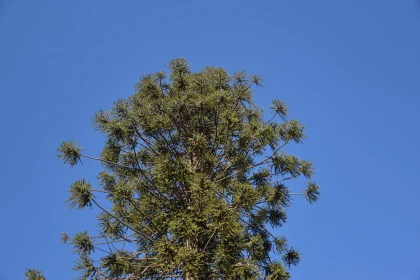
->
(1, 0), (420, 279)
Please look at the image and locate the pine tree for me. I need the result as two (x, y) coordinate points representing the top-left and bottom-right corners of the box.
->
(27, 58), (320, 279)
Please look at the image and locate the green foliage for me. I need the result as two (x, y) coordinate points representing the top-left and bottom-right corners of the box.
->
(67, 179), (93, 209)
(73, 255), (99, 280)
(71, 231), (95, 256)
(57, 140), (82, 167)
(282, 248), (301, 268)
(25, 269), (46, 280)
(305, 182), (321, 204)
(270, 100), (288, 121)
(32, 58), (320, 279)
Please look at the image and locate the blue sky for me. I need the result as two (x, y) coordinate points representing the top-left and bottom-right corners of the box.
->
(1, 0), (420, 279)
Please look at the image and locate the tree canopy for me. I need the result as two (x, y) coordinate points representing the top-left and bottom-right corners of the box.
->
(27, 58), (319, 280)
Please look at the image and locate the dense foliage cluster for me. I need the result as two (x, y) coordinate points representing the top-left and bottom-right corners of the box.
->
(28, 58), (319, 279)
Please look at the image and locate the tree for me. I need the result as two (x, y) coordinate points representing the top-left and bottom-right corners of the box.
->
(27, 58), (320, 279)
